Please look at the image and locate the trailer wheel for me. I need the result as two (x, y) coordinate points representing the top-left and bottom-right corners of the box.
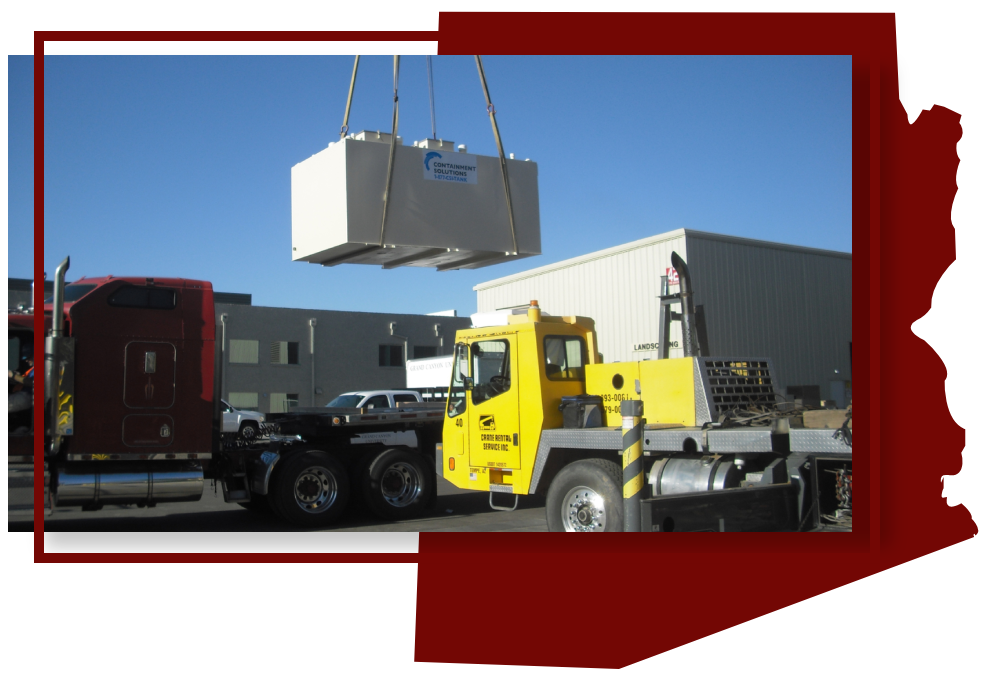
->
(362, 447), (434, 521)
(238, 421), (260, 440)
(271, 451), (350, 527)
(545, 458), (624, 532)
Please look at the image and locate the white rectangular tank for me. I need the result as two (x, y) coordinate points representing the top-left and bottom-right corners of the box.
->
(291, 133), (541, 270)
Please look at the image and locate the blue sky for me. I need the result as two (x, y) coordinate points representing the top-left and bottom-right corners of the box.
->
(14, 54), (850, 316)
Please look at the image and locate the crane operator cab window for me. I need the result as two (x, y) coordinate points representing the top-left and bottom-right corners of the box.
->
(544, 336), (587, 380)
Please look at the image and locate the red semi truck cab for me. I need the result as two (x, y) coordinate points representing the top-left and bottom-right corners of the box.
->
(36, 261), (219, 509)
(48, 275), (217, 459)
(25, 257), (445, 524)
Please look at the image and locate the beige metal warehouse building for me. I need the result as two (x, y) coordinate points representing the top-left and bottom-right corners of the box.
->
(474, 229), (852, 407)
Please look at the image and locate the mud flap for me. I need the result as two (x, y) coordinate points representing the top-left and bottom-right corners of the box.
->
(424, 462), (440, 510)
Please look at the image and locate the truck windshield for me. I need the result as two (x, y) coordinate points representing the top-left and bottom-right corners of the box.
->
(45, 284), (97, 304)
(447, 344), (468, 418)
(327, 394), (364, 408)
(471, 339), (510, 406)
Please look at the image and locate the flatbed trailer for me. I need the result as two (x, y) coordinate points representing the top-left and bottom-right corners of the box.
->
(222, 402), (448, 526)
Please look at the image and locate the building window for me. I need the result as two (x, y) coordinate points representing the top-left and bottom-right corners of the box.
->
(271, 341), (300, 365)
(379, 344), (404, 367)
(269, 393), (300, 413)
(229, 339), (259, 364)
(228, 392), (259, 409)
(413, 345), (439, 359)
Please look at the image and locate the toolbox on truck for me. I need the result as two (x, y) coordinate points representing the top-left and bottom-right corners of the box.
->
(559, 394), (603, 429)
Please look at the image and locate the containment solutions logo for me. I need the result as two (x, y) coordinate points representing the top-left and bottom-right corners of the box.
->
(422, 149), (478, 184)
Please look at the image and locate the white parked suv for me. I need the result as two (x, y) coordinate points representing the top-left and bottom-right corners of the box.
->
(325, 390), (424, 447)
(221, 399), (266, 439)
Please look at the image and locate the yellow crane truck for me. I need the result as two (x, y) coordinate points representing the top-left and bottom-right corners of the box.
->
(438, 254), (852, 532)
(27, 254), (849, 531)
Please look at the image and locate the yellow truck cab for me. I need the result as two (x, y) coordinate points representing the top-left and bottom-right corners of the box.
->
(439, 301), (853, 532)
(441, 302), (601, 498)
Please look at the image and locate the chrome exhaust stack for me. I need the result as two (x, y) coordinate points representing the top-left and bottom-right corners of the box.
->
(46, 257), (70, 454)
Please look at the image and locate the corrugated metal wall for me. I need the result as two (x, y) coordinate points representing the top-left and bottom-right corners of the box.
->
(686, 233), (852, 396)
(475, 230), (852, 398)
(475, 232), (688, 365)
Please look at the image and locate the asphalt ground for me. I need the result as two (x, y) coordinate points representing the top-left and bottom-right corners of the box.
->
(9, 466), (849, 533)
(7, 475), (550, 532)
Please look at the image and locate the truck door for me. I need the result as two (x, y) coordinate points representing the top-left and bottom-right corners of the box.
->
(363, 395), (391, 410)
(122, 340), (177, 448)
(467, 335), (521, 471)
(124, 341), (176, 409)
(444, 343), (471, 469)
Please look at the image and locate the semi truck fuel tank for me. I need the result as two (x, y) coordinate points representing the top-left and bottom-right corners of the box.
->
(648, 456), (742, 496)
(54, 465), (204, 508)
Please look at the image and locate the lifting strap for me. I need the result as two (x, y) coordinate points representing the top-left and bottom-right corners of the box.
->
(379, 55), (401, 247)
(475, 55), (519, 256)
(340, 55), (518, 253)
(339, 55), (360, 139)
(427, 55), (438, 140)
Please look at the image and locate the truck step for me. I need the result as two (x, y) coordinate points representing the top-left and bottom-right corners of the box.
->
(221, 472), (251, 503)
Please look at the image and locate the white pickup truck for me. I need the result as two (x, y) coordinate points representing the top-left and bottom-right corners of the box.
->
(220, 399), (266, 439)
(325, 390), (424, 409)
(325, 390), (424, 447)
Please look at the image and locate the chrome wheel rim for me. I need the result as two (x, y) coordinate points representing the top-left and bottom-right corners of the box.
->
(380, 462), (422, 508)
(293, 465), (339, 514)
(561, 485), (607, 532)
(241, 425), (256, 439)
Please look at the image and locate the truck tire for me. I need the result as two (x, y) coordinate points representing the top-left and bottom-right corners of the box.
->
(545, 458), (624, 532)
(238, 421), (260, 440)
(343, 448), (379, 514)
(270, 450), (350, 527)
(362, 447), (434, 521)
(238, 496), (274, 514)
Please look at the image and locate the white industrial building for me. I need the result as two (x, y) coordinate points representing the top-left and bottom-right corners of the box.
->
(474, 229), (852, 408)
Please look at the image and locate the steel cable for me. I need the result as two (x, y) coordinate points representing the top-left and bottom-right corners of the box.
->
(475, 55), (519, 256)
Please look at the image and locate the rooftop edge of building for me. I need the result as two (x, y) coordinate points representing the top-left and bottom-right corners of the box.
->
(473, 228), (852, 291)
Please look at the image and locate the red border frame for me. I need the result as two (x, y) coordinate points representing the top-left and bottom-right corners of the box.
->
(32, 13), (976, 667)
